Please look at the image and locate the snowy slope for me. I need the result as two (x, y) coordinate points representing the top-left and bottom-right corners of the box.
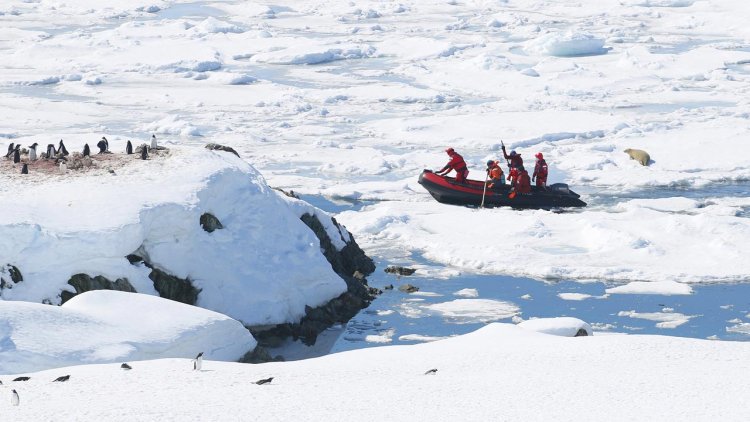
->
(2, 322), (749, 421)
(0, 147), (347, 327)
(0, 290), (256, 375)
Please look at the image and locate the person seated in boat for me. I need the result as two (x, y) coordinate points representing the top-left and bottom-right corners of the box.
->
(507, 166), (518, 188)
(435, 147), (469, 183)
(486, 160), (505, 191)
(532, 152), (548, 189)
(501, 145), (523, 170)
(514, 166), (532, 194)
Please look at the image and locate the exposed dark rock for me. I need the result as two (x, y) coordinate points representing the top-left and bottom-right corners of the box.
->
(275, 188), (300, 199)
(199, 212), (223, 233)
(398, 284), (419, 293)
(125, 254), (144, 265)
(300, 213), (375, 282)
(61, 274), (136, 304)
(384, 284), (394, 290)
(1, 264), (23, 292)
(239, 346), (285, 364)
(574, 328), (590, 337)
(385, 266), (416, 276)
(149, 268), (201, 305)
(205, 143), (240, 157)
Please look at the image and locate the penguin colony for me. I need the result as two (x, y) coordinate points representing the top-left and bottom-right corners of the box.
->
(2, 135), (164, 175)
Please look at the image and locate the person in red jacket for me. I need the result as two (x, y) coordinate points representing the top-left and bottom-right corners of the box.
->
(515, 166), (532, 194)
(486, 160), (505, 191)
(532, 152), (548, 188)
(501, 145), (523, 170)
(506, 166), (518, 187)
(436, 147), (469, 183)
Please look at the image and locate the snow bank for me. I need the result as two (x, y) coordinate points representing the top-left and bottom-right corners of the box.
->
(253, 43), (376, 65)
(518, 317), (593, 336)
(0, 147), (347, 327)
(6, 323), (750, 421)
(0, 290), (255, 375)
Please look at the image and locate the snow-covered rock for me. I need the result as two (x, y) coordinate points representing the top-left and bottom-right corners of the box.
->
(518, 317), (593, 336)
(0, 290), (256, 375)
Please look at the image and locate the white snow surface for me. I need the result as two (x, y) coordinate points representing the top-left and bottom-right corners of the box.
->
(0, 147), (347, 327)
(0, 290), (256, 375)
(1, 0), (749, 287)
(3, 323), (750, 421)
(518, 317), (593, 337)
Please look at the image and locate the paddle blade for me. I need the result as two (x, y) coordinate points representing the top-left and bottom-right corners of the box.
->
(508, 191), (516, 199)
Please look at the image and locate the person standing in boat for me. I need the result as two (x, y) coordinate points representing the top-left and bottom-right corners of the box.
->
(435, 147), (469, 183)
(501, 145), (523, 171)
(532, 152), (548, 188)
(486, 160), (505, 191)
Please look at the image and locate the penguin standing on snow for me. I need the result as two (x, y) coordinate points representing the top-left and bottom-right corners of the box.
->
(21, 163), (28, 174)
(11, 389), (19, 406)
(5, 143), (14, 158)
(151, 134), (157, 149)
(13, 145), (21, 164)
(192, 352), (203, 371)
(141, 145), (148, 160)
(83, 143), (91, 157)
(45, 144), (56, 159)
(59, 161), (67, 173)
(28, 143), (38, 161)
(58, 139), (69, 156)
(97, 138), (107, 154)
(126, 140), (133, 155)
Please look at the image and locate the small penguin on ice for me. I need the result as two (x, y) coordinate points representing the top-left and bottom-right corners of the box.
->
(58, 139), (69, 156)
(255, 377), (274, 385)
(13, 376), (30, 382)
(53, 375), (70, 382)
(45, 144), (56, 159)
(28, 143), (38, 161)
(83, 143), (91, 157)
(5, 143), (14, 158)
(126, 140), (133, 155)
(141, 145), (148, 160)
(193, 352), (203, 371)
(21, 163), (28, 174)
(12, 145), (21, 164)
(151, 134), (157, 149)
(11, 389), (19, 406)
(59, 161), (67, 173)
(424, 368), (438, 375)
(121, 363), (132, 370)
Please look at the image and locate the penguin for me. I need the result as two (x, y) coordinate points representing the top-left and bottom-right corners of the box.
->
(83, 143), (91, 157)
(53, 375), (70, 382)
(192, 352), (203, 371)
(21, 163), (28, 174)
(151, 134), (157, 149)
(103, 136), (109, 152)
(126, 140), (133, 155)
(58, 139), (69, 156)
(5, 143), (14, 158)
(11, 389), (19, 406)
(59, 161), (67, 173)
(96, 138), (107, 154)
(424, 368), (438, 375)
(121, 363), (132, 370)
(45, 144), (56, 159)
(255, 377), (274, 385)
(13, 376), (30, 382)
(28, 143), (38, 161)
(141, 145), (148, 160)
(13, 146), (21, 164)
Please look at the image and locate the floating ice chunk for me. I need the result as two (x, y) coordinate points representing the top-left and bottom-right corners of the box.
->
(520, 68), (540, 77)
(618, 310), (694, 328)
(623, 0), (694, 6)
(606, 281), (693, 295)
(424, 299), (519, 324)
(398, 334), (450, 342)
(525, 31), (608, 57)
(558, 293), (592, 301)
(453, 288), (478, 298)
(195, 17), (245, 34)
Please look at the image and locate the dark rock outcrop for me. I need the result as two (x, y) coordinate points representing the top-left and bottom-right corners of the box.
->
(205, 143), (240, 157)
(575, 328), (590, 337)
(239, 346), (284, 364)
(385, 266), (416, 276)
(199, 212), (223, 233)
(60, 274), (136, 304)
(1, 264), (23, 292)
(251, 213), (377, 346)
(398, 284), (419, 293)
(148, 268), (201, 305)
